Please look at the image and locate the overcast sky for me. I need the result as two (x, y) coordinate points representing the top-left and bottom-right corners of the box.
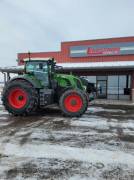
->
(0, 0), (133, 68)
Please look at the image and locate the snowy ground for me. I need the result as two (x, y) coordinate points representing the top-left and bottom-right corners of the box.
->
(0, 102), (134, 179)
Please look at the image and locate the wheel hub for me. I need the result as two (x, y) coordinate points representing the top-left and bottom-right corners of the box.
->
(64, 93), (83, 112)
(8, 88), (28, 109)
(70, 99), (77, 106)
(18, 96), (24, 101)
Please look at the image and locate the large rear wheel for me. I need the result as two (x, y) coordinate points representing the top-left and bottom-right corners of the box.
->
(59, 89), (88, 117)
(2, 80), (38, 115)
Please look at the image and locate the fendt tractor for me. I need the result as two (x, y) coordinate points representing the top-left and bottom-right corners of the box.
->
(1, 57), (91, 117)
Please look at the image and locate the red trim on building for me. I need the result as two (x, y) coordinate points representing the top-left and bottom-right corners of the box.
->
(18, 36), (134, 65)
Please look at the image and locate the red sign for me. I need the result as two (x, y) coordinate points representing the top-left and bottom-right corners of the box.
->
(88, 47), (120, 56)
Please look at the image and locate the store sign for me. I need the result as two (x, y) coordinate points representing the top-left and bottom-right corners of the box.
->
(87, 47), (120, 56)
(70, 42), (134, 57)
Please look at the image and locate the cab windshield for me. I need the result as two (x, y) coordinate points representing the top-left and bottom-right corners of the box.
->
(26, 61), (49, 87)
(26, 61), (48, 73)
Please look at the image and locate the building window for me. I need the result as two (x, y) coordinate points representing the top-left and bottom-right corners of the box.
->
(107, 76), (118, 100)
(83, 75), (130, 100)
(97, 76), (107, 81)
(107, 75), (130, 100)
(86, 76), (96, 84)
(96, 76), (107, 98)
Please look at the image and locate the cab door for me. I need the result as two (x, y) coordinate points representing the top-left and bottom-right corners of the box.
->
(26, 61), (50, 87)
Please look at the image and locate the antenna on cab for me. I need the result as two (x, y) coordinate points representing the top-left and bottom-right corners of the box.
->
(28, 51), (31, 61)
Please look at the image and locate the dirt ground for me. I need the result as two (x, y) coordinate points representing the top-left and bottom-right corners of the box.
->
(0, 103), (134, 180)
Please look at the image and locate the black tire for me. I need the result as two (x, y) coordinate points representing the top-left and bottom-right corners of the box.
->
(59, 89), (88, 117)
(2, 80), (38, 116)
(83, 92), (89, 110)
(55, 86), (72, 103)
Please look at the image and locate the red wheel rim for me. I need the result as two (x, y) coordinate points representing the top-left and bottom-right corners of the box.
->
(64, 93), (83, 112)
(8, 88), (28, 109)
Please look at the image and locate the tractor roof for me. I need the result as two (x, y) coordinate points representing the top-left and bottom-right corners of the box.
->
(23, 57), (54, 62)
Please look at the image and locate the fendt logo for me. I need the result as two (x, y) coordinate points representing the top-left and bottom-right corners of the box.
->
(88, 47), (120, 56)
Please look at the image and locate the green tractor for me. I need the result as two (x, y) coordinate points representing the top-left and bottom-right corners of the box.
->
(1, 58), (89, 117)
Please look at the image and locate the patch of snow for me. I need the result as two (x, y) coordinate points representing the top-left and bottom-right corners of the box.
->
(30, 129), (49, 140)
(0, 116), (12, 126)
(88, 107), (126, 113)
(71, 117), (109, 130)
(121, 122), (134, 129)
(69, 175), (94, 180)
(0, 110), (9, 115)
(53, 118), (66, 122)
(15, 130), (32, 137)
(71, 117), (134, 130)
(53, 130), (99, 136)
(123, 129), (134, 135)
(110, 118), (118, 122)
(0, 116), (8, 120)
(0, 121), (12, 126)
(108, 120), (134, 129)
(1, 143), (134, 166)
(105, 109), (126, 113)
(73, 115), (105, 121)
(88, 107), (104, 113)
(71, 119), (109, 130)
(0, 91), (2, 104)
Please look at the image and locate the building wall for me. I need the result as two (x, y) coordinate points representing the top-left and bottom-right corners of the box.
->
(18, 36), (134, 65)
(60, 36), (134, 63)
(17, 36), (134, 101)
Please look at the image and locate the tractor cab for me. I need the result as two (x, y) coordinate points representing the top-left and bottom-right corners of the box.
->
(24, 58), (55, 87)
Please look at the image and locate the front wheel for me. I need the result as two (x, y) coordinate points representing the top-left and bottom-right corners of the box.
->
(59, 89), (88, 117)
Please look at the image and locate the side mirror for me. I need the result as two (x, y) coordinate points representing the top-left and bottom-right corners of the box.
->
(55, 65), (63, 71)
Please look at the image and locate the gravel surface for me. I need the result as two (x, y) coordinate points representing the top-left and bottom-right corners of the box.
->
(0, 103), (134, 179)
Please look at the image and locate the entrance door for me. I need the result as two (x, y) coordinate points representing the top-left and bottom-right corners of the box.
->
(97, 80), (107, 99)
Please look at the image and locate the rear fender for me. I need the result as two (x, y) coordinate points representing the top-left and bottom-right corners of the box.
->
(7, 77), (42, 89)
